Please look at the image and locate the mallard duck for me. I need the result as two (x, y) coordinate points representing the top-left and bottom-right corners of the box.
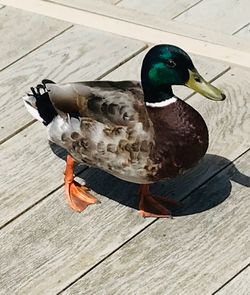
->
(23, 45), (225, 218)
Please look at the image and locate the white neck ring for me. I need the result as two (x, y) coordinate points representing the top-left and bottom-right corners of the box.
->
(145, 97), (177, 108)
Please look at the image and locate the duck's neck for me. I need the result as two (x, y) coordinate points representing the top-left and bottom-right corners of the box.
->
(142, 82), (176, 108)
(141, 71), (175, 106)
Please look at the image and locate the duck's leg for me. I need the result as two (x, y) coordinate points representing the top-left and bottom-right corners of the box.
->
(64, 155), (99, 212)
(138, 184), (180, 218)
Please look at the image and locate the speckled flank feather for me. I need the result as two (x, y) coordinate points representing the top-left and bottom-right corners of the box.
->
(46, 81), (156, 183)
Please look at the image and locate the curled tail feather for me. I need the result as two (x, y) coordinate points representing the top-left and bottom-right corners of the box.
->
(22, 79), (57, 125)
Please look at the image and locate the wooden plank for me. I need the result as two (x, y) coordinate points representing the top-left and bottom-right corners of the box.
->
(234, 23), (250, 40)
(0, 25), (145, 144)
(117, 0), (201, 19)
(104, 48), (229, 99)
(0, 66), (250, 293)
(188, 68), (250, 160)
(52, 0), (120, 5)
(45, 0), (201, 20)
(102, 0), (120, 4)
(0, 6), (70, 71)
(175, 0), (250, 34)
(0, 172), (152, 294)
(62, 151), (250, 295)
(0, 53), (228, 228)
(215, 266), (250, 295)
(45, 0), (250, 52)
(0, 123), (69, 228)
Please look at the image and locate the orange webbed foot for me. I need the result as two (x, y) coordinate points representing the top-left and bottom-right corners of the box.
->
(64, 180), (99, 212)
(64, 155), (99, 213)
(139, 184), (181, 218)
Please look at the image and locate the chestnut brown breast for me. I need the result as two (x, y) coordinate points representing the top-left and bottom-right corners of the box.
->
(147, 98), (208, 180)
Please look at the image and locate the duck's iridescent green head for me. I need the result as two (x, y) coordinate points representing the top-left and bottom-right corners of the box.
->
(141, 44), (226, 104)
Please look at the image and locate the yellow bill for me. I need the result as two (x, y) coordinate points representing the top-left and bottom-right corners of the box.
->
(186, 69), (226, 101)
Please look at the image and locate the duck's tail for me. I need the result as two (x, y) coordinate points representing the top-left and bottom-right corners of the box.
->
(22, 79), (58, 126)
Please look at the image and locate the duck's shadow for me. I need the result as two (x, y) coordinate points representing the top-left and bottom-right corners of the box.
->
(50, 142), (250, 217)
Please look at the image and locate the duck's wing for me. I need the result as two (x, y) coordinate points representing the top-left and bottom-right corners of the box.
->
(46, 80), (149, 127)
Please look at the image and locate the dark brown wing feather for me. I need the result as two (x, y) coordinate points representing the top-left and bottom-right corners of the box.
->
(46, 80), (148, 127)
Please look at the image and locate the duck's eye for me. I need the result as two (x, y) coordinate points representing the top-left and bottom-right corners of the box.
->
(166, 59), (176, 68)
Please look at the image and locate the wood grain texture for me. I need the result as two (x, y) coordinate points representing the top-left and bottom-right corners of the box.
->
(48, 0), (250, 52)
(175, 0), (250, 34)
(215, 266), (250, 295)
(105, 47), (229, 99)
(189, 68), (250, 161)
(0, 65), (250, 293)
(62, 152), (250, 295)
(0, 6), (70, 71)
(46, 0), (121, 5)
(47, 0), (201, 19)
(0, 123), (68, 228)
(0, 172), (152, 294)
(0, 25), (144, 143)
(100, 0), (121, 4)
(234, 23), (250, 40)
(97, 0), (120, 4)
(117, 0), (201, 19)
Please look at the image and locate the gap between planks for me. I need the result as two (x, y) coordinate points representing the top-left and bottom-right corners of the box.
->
(183, 67), (230, 101)
(0, 45), (147, 145)
(94, 45), (148, 80)
(0, 46), (149, 228)
(212, 263), (250, 295)
(57, 147), (250, 294)
(1, 0), (250, 68)
(233, 22), (250, 35)
(171, 0), (204, 20)
(0, 166), (88, 230)
(56, 220), (157, 294)
(180, 147), (250, 203)
(44, 0), (250, 53)
(0, 25), (73, 74)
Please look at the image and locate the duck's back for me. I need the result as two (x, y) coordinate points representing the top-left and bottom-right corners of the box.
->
(23, 80), (156, 184)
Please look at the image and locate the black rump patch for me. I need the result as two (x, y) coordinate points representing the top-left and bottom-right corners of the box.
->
(31, 84), (57, 126)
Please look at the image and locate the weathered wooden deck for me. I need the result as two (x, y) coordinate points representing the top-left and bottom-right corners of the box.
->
(0, 1), (250, 294)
